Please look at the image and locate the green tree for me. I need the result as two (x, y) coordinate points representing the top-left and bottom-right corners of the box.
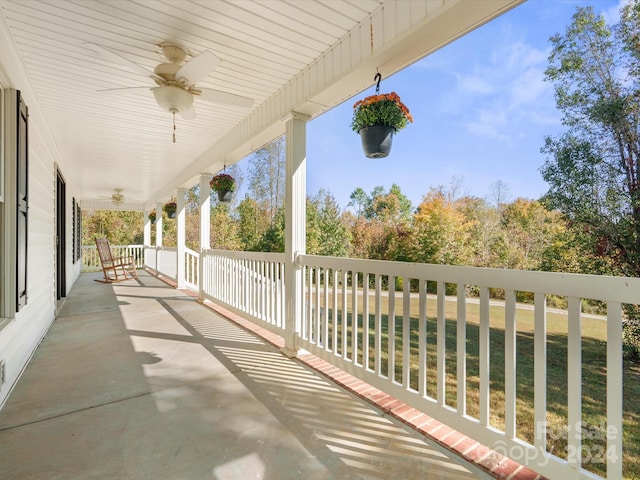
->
(259, 207), (285, 253)
(307, 190), (351, 257)
(542, 3), (640, 356)
(412, 189), (475, 266)
(210, 204), (241, 250)
(496, 198), (566, 271)
(82, 210), (144, 245)
(237, 197), (270, 251)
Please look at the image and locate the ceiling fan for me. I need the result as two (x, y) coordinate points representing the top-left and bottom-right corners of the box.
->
(99, 189), (125, 206)
(86, 41), (254, 141)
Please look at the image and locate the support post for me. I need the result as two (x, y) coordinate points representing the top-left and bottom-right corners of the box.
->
(282, 112), (309, 358)
(176, 188), (186, 289)
(155, 201), (163, 247)
(155, 201), (163, 272)
(199, 173), (211, 301)
(143, 209), (151, 246)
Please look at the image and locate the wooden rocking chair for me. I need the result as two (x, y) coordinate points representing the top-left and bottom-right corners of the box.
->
(95, 237), (138, 283)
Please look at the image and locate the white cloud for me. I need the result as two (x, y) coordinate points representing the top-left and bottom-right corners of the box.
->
(602, 0), (629, 25)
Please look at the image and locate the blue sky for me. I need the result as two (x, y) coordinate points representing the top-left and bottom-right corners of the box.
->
(240, 0), (627, 211)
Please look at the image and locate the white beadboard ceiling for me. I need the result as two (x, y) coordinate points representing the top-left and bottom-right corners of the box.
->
(0, 0), (523, 211)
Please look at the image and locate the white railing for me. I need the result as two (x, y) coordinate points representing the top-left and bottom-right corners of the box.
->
(200, 249), (286, 333)
(297, 254), (637, 480)
(184, 247), (199, 291)
(82, 244), (144, 272)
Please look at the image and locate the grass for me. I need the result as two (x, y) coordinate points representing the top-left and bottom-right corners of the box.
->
(307, 291), (640, 479)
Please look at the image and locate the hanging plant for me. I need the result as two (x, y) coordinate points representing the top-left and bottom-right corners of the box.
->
(148, 211), (156, 224)
(350, 92), (413, 133)
(210, 172), (236, 203)
(351, 73), (413, 158)
(163, 201), (177, 219)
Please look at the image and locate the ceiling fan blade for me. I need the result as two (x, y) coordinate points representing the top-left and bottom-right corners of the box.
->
(84, 42), (153, 78)
(181, 104), (197, 120)
(97, 86), (152, 92)
(197, 88), (254, 108)
(176, 50), (220, 85)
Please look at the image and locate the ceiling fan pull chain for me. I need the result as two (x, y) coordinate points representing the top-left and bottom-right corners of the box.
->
(173, 111), (176, 143)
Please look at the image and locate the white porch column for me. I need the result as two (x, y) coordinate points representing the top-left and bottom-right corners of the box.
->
(155, 201), (163, 247)
(143, 209), (151, 246)
(176, 188), (186, 289)
(282, 112), (309, 358)
(198, 173), (211, 300)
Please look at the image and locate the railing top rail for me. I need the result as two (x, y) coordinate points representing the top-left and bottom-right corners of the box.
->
(83, 244), (143, 249)
(147, 246), (177, 252)
(300, 254), (640, 304)
(185, 247), (199, 257)
(204, 249), (286, 263)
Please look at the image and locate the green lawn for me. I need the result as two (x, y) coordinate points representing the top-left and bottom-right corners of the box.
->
(312, 293), (639, 479)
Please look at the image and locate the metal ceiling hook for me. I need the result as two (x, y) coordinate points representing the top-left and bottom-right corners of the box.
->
(374, 71), (382, 94)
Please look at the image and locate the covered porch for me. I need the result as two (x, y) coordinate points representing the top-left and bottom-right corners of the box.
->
(0, 1), (636, 479)
(0, 270), (494, 479)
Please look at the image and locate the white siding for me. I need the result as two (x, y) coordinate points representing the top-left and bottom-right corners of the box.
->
(0, 58), (81, 411)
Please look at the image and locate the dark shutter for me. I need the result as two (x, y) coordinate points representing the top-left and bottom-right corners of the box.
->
(16, 92), (28, 311)
(76, 204), (82, 262)
(72, 198), (76, 264)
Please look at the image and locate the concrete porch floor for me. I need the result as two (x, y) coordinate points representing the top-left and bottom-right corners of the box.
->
(0, 271), (493, 480)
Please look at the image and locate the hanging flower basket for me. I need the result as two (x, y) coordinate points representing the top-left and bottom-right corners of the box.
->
(148, 211), (156, 224)
(351, 91), (413, 159)
(210, 173), (236, 203)
(163, 201), (177, 219)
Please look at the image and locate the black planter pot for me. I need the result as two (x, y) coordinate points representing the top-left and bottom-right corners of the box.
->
(217, 189), (233, 202)
(359, 125), (395, 158)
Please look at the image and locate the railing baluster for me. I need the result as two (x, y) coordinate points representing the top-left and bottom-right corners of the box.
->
(505, 289), (516, 439)
(306, 266), (313, 340)
(389, 275), (396, 384)
(418, 278), (427, 398)
(352, 271), (358, 364)
(341, 270), (348, 359)
(436, 281), (445, 406)
(479, 286), (490, 427)
(457, 282), (466, 416)
(607, 301), (623, 480)
(315, 266), (321, 346)
(567, 296), (582, 469)
(375, 273), (382, 377)
(402, 277), (410, 389)
(332, 269), (338, 353)
(534, 292), (547, 452)
(324, 267), (330, 351)
(363, 273), (370, 370)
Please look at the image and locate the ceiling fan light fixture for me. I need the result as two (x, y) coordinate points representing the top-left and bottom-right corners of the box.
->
(152, 85), (193, 114)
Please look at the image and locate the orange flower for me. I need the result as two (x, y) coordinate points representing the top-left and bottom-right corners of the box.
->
(351, 91), (413, 132)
